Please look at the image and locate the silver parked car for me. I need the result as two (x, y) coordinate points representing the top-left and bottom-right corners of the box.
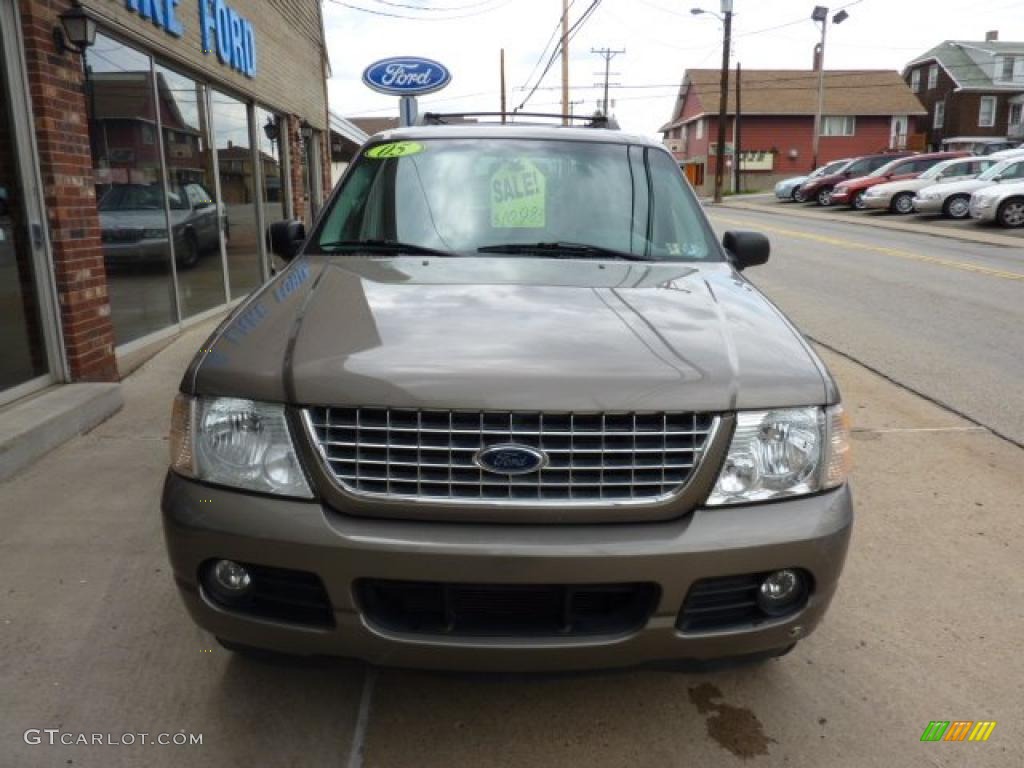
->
(163, 118), (853, 671)
(774, 158), (851, 202)
(100, 182), (223, 269)
(969, 180), (1024, 227)
(913, 157), (1024, 218)
(862, 156), (995, 214)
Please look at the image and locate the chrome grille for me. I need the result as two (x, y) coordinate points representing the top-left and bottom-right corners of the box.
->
(304, 407), (717, 504)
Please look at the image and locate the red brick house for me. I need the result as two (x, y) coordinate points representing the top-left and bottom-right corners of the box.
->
(659, 69), (926, 194)
(902, 34), (1024, 152)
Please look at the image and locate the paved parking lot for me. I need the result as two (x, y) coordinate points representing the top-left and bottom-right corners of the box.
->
(2, 310), (1021, 767)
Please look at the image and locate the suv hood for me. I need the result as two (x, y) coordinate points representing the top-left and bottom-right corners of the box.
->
(190, 257), (830, 412)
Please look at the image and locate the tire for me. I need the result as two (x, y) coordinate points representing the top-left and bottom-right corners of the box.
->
(852, 190), (867, 210)
(891, 192), (915, 215)
(943, 194), (970, 219)
(176, 232), (200, 269)
(816, 186), (834, 206)
(996, 199), (1024, 228)
(793, 187), (807, 203)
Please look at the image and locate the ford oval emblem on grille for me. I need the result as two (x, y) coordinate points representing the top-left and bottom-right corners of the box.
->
(475, 445), (548, 476)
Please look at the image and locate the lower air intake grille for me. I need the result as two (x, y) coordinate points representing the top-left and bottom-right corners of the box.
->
(357, 580), (660, 637)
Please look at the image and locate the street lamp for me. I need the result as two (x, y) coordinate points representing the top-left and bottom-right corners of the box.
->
(692, 2), (733, 203)
(811, 5), (850, 170)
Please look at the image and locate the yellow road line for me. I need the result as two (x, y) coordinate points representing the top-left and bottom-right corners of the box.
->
(711, 215), (1024, 282)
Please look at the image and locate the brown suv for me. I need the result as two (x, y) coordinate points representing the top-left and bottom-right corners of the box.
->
(162, 118), (853, 671)
(799, 151), (913, 206)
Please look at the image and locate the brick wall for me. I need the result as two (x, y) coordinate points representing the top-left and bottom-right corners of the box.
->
(19, 0), (118, 382)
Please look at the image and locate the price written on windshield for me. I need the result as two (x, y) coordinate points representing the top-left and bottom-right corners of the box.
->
(491, 160), (546, 228)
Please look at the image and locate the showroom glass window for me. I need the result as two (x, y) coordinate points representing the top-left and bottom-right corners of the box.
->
(153, 63), (228, 319)
(1, 10), (50, 394)
(85, 33), (177, 345)
(211, 91), (262, 297)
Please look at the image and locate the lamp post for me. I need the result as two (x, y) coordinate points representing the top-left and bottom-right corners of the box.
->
(811, 5), (850, 171)
(692, 2), (732, 203)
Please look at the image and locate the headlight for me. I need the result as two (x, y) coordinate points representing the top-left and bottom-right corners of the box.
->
(707, 405), (850, 506)
(142, 228), (168, 239)
(170, 395), (313, 498)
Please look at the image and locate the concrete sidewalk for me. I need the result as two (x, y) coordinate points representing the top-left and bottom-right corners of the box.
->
(1, 317), (1022, 767)
(712, 194), (1024, 250)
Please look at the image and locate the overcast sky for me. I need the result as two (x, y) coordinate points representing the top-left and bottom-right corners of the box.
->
(322, 0), (1024, 137)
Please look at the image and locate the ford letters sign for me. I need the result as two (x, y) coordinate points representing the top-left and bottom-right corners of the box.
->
(362, 57), (452, 96)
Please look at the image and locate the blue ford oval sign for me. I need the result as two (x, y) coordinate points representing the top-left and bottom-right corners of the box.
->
(475, 445), (548, 476)
(362, 57), (452, 96)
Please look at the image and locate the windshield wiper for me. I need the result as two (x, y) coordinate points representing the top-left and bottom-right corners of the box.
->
(477, 241), (653, 261)
(318, 239), (457, 257)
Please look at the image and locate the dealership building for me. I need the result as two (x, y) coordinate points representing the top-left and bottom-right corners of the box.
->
(1, 0), (348, 474)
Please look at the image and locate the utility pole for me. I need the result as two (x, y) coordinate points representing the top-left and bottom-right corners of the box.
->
(591, 47), (625, 116)
(811, 6), (850, 170)
(500, 48), (507, 123)
(811, 7), (828, 171)
(713, 1), (733, 204)
(734, 61), (742, 195)
(561, 0), (570, 124)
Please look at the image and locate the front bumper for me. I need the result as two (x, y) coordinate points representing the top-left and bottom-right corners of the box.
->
(969, 200), (997, 221)
(162, 473), (853, 671)
(103, 239), (171, 266)
(912, 196), (943, 214)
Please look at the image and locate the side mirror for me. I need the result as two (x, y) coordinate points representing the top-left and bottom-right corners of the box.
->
(723, 230), (770, 271)
(268, 219), (306, 262)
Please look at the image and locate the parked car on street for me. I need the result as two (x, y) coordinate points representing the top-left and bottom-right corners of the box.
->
(99, 182), (223, 269)
(941, 136), (1020, 156)
(913, 156), (1024, 219)
(862, 156), (995, 214)
(799, 151), (912, 206)
(162, 117), (853, 671)
(774, 158), (852, 202)
(969, 180), (1024, 227)
(831, 152), (966, 210)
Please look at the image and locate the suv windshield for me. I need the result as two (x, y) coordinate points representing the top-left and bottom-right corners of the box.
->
(314, 138), (718, 261)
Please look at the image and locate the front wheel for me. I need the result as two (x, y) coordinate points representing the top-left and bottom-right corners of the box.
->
(997, 199), (1024, 228)
(852, 190), (867, 210)
(944, 194), (970, 219)
(816, 186), (834, 206)
(891, 192), (915, 215)
(175, 232), (200, 269)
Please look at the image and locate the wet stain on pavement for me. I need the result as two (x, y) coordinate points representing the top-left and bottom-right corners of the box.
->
(688, 682), (775, 759)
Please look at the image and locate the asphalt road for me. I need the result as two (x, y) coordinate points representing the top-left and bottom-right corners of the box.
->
(706, 205), (1024, 445)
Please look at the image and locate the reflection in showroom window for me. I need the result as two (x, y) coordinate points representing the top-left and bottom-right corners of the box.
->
(155, 63), (228, 319)
(212, 91), (261, 298)
(86, 33), (176, 345)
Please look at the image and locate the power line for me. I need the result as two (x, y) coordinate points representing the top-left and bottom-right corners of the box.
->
(324, 0), (513, 21)
(516, 0), (604, 111)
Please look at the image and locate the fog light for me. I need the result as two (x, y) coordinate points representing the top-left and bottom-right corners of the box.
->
(757, 569), (806, 616)
(212, 559), (252, 594)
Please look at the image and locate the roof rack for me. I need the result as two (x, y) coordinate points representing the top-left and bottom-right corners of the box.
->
(419, 111), (620, 130)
